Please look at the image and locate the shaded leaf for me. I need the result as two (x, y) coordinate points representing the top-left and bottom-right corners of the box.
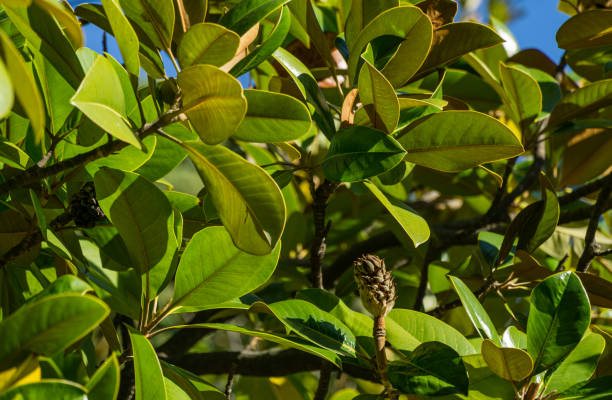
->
(348, 6), (432, 87)
(358, 59), (400, 133)
(119, 0), (174, 50)
(86, 354), (120, 400)
(251, 299), (358, 357)
(0, 381), (87, 400)
(548, 79), (612, 128)
(556, 10), (612, 50)
(218, 0), (287, 36)
(388, 342), (469, 396)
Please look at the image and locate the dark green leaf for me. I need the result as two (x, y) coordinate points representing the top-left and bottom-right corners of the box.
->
(322, 126), (406, 182)
(0, 381), (87, 400)
(86, 353), (120, 400)
(218, 0), (287, 36)
(0, 294), (109, 368)
(449, 276), (501, 345)
(388, 342), (469, 396)
(527, 271), (591, 372)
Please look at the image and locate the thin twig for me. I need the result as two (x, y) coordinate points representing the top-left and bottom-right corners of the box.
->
(577, 178), (612, 272)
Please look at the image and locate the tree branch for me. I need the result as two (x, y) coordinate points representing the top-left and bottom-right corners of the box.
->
(0, 117), (174, 196)
(577, 178), (612, 272)
(168, 348), (378, 382)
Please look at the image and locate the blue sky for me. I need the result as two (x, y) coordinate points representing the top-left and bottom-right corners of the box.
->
(76, 0), (569, 73)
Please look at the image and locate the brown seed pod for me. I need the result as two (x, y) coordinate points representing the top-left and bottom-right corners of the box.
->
(354, 254), (396, 317)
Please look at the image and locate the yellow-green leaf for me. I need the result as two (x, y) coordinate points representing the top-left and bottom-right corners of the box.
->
(177, 23), (240, 68)
(177, 64), (247, 144)
(184, 140), (286, 255)
(481, 339), (534, 382)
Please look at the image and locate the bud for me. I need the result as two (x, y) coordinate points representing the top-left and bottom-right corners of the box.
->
(354, 255), (396, 317)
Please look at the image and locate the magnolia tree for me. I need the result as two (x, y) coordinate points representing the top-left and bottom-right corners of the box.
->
(1, 0), (612, 399)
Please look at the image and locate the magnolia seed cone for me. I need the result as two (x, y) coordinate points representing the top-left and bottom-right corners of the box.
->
(354, 255), (396, 317)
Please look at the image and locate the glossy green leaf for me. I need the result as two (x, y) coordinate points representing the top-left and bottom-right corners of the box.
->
(481, 339), (533, 382)
(101, 0), (140, 76)
(323, 126), (406, 182)
(388, 342), (469, 396)
(295, 289), (374, 357)
(230, 6), (290, 77)
(251, 299), (357, 357)
(0, 294), (109, 368)
(233, 89), (312, 142)
(417, 22), (503, 78)
(556, 10), (612, 50)
(364, 182), (430, 247)
(501, 325), (527, 349)
(499, 63), (542, 131)
(386, 309), (475, 356)
(178, 23), (240, 68)
(71, 55), (140, 149)
(449, 276), (501, 345)
(32, 0), (83, 48)
(161, 322), (342, 367)
(0, 381), (87, 400)
(1, 3), (84, 88)
(348, 6), (432, 86)
(344, 0), (398, 49)
(546, 333), (605, 394)
(0, 30), (44, 142)
(129, 328), (168, 400)
(177, 64), (247, 144)
(455, 354), (516, 400)
(0, 58), (12, 119)
(397, 111), (523, 172)
(184, 141), (286, 255)
(527, 271), (591, 372)
(272, 47), (335, 138)
(358, 59), (400, 133)
(161, 361), (222, 400)
(218, 0), (287, 36)
(548, 79), (612, 128)
(173, 226), (279, 308)
(558, 376), (612, 400)
(86, 353), (120, 400)
(119, 0), (174, 50)
(94, 167), (177, 282)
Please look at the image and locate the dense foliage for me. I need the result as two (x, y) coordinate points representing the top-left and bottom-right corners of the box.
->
(1, 0), (612, 399)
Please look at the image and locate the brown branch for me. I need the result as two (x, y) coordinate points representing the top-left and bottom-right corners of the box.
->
(310, 179), (339, 289)
(0, 117), (174, 196)
(168, 348), (378, 382)
(559, 173), (612, 206)
(309, 178), (339, 400)
(577, 178), (612, 272)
